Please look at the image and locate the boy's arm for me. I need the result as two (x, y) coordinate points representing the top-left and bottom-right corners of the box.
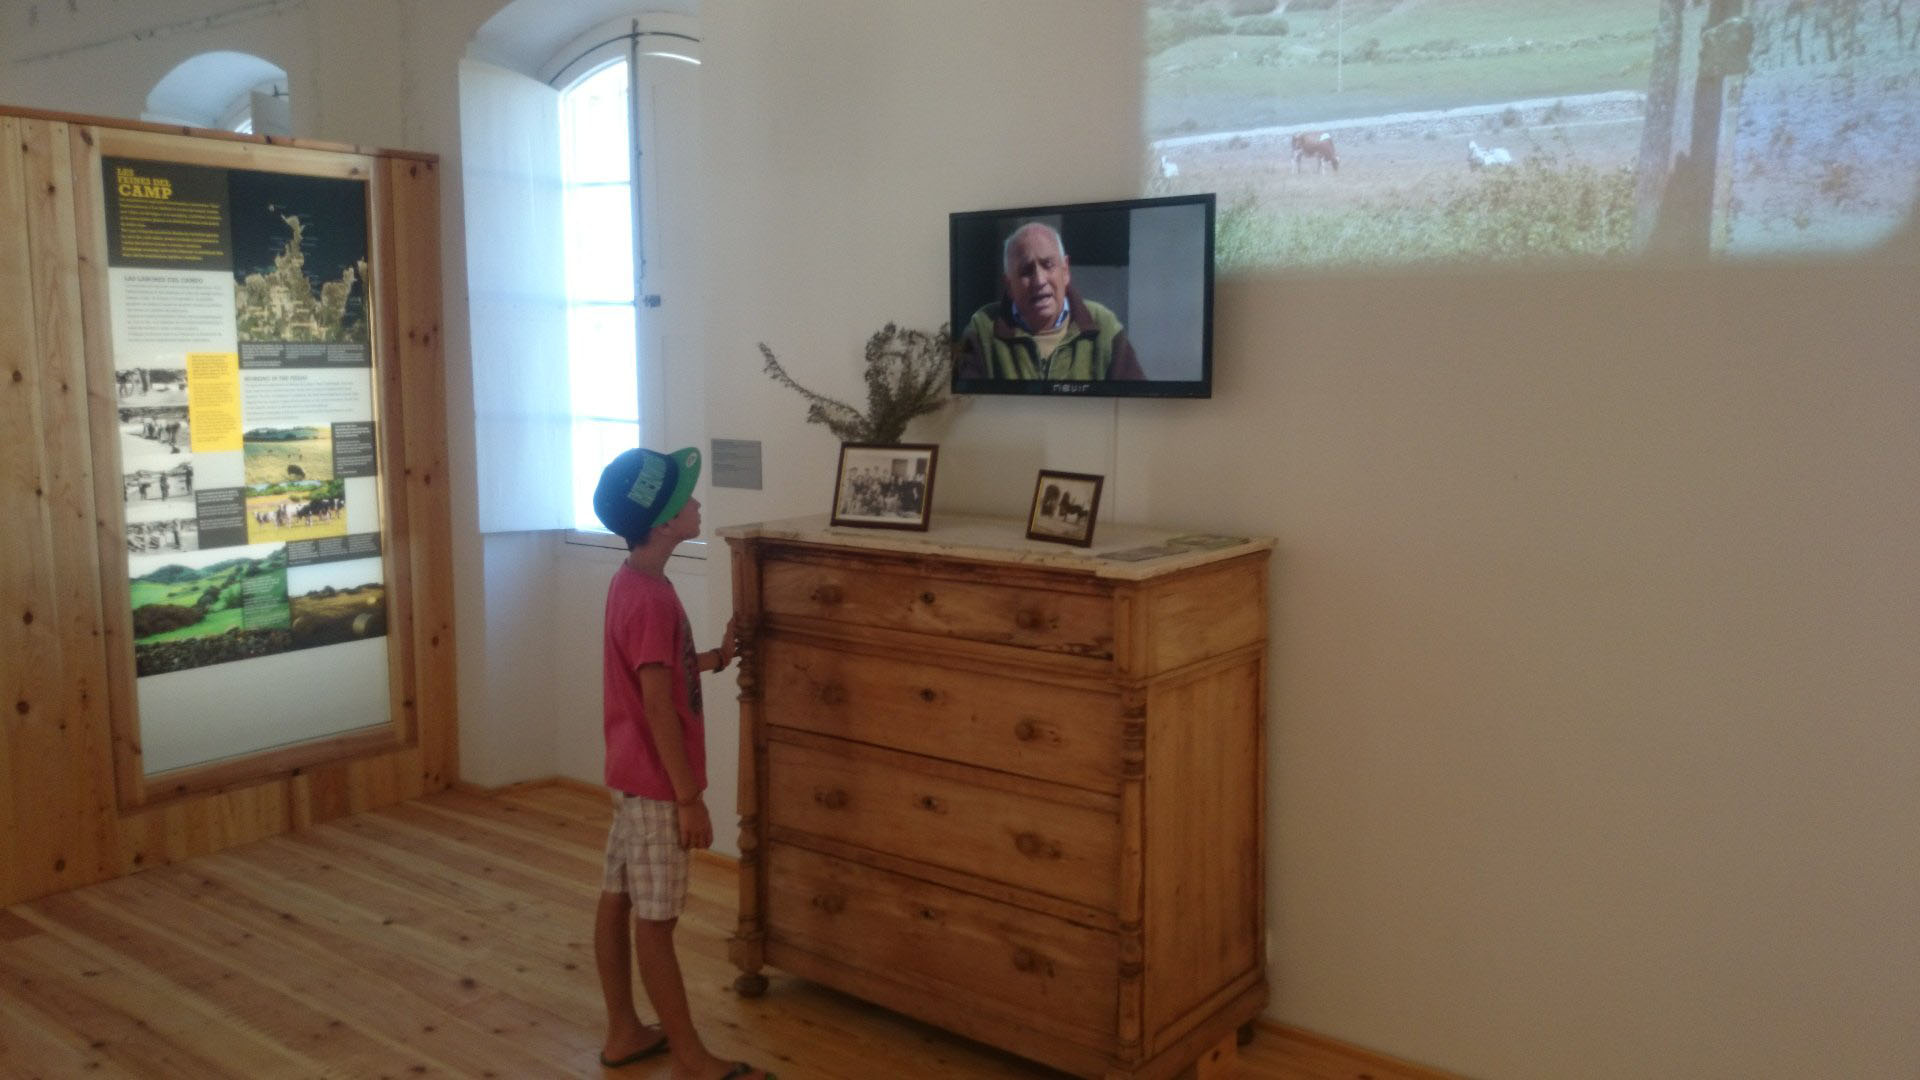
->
(636, 662), (712, 850)
(695, 616), (741, 673)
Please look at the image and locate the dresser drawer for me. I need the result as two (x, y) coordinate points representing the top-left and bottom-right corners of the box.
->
(766, 843), (1117, 1039)
(762, 557), (1113, 657)
(762, 637), (1121, 793)
(767, 739), (1118, 912)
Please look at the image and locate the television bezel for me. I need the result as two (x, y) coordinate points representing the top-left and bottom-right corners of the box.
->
(948, 192), (1215, 400)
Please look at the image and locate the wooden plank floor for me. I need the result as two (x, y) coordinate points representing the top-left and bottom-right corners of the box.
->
(0, 784), (1439, 1080)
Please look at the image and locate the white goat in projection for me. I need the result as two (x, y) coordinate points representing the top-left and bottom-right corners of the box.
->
(1467, 139), (1513, 170)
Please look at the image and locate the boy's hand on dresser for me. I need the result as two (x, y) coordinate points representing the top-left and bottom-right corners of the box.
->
(676, 796), (713, 850)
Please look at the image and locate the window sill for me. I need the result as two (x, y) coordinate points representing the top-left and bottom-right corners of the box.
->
(564, 528), (710, 563)
(564, 528), (628, 552)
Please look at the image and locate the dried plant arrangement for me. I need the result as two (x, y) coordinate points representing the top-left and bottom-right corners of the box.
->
(758, 323), (954, 446)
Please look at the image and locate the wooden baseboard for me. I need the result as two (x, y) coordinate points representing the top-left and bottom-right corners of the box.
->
(449, 775), (604, 799)
(1256, 1021), (1468, 1080)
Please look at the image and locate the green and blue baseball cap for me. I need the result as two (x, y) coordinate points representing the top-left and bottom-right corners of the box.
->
(593, 446), (701, 543)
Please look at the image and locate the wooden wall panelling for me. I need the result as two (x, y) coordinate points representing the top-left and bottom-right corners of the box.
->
(370, 160), (421, 772)
(68, 121), (148, 808)
(88, 127), (374, 182)
(379, 154), (455, 796)
(0, 115), (43, 902)
(0, 107), (453, 905)
(348, 745), (428, 813)
(7, 117), (121, 901)
(116, 777), (291, 873)
(290, 767), (354, 830)
(1, 103), (410, 164)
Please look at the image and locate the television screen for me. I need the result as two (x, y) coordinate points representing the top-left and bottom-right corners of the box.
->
(950, 193), (1214, 398)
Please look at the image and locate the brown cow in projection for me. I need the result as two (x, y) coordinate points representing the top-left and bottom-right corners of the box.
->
(1291, 131), (1339, 173)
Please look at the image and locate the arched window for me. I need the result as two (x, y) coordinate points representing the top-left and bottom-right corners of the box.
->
(552, 26), (701, 533)
(557, 58), (641, 531)
(460, 16), (701, 535)
(223, 80), (289, 135)
(145, 51), (289, 135)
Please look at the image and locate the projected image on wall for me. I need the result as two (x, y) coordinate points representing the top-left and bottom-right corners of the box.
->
(1146, 0), (1920, 269)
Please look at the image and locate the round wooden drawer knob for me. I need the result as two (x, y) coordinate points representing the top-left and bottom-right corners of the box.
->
(1014, 832), (1061, 859)
(1011, 947), (1053, 976)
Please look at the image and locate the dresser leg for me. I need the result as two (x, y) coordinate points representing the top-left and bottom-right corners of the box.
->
(1184, 1030), (1237, 1080)
(728, 929), (767, 998)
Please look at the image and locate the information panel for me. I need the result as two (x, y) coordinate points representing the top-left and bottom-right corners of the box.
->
(102, 157), (391, 773)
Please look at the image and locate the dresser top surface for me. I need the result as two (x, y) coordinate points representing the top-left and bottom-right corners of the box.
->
(717, 513), (1272, 581)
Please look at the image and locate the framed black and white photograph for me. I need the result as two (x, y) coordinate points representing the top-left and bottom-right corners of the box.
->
(1026, 469), (1103, 547)
(830, 443), (938, 530)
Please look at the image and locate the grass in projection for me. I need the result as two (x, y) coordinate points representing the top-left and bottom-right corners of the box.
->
(1146, 0), (1920, 268)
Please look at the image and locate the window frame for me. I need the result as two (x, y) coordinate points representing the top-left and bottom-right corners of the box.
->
(557, 54), (643, 536)
(547, 18), (703, 544)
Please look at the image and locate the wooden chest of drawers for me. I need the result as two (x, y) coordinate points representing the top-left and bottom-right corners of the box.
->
(722, 514), (1272, 1080)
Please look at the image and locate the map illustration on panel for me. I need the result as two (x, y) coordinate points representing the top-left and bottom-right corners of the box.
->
(229, 170), (370, 344)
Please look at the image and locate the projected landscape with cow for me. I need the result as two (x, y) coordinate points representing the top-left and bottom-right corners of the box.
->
(1146, 0), (1920, 268)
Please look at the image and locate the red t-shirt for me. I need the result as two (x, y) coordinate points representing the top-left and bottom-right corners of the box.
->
(602, 563), (705, 800)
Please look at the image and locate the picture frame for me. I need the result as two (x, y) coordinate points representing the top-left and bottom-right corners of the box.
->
(1026, 470), (1104, 547)
(830, 443), (938, 531)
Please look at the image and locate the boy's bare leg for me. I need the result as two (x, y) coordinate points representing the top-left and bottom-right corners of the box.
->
(631, 917), (769, 1079)
(595, 891), (665, 1062)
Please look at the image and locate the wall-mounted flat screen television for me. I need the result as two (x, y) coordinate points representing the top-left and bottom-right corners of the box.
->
(950, 193), (1213, 399)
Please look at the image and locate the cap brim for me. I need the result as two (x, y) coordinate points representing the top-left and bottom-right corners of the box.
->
(652, 446), (701, 528)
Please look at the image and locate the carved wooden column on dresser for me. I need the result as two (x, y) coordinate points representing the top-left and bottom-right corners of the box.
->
(721, 513), (1272, 1080)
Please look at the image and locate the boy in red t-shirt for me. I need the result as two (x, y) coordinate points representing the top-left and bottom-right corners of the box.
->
(591, 446), (772, 1080)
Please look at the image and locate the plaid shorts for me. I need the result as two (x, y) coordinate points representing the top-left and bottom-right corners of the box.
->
(602, 792), (689, 921)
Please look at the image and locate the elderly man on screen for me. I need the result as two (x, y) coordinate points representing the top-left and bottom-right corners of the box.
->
(955, 222), (1145, 382)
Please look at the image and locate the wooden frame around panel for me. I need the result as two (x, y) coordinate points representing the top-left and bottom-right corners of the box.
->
(74, 127), (411, 808)
(4, 104), (454, 903)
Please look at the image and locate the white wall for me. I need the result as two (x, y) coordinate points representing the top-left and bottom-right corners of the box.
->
(697, 5), (1920, 1079)
(5, 2), (1918, 1077)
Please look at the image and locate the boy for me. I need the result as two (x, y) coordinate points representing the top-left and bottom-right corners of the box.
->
(591, 446), (774, 1080)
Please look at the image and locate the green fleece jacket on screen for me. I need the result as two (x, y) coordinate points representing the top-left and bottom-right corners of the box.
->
(956, 287), (1145, 381)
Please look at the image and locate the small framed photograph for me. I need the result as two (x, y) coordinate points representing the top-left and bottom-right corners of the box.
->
(831, 443), (938, 530)
(1026, 470), (1104, 547)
